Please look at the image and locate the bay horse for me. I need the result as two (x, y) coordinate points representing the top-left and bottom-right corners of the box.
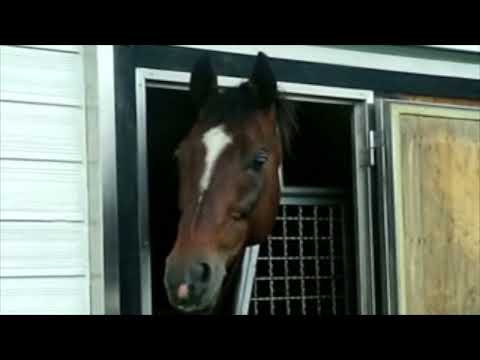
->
(164, 52), (296, 314)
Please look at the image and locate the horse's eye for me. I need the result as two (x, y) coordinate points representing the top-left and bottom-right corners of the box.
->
(232, 211), (246, 220)
(250, 150), (269, 171)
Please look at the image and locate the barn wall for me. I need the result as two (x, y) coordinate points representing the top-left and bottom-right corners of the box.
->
(131, 46), (479, 100)
(111, 45), (479, 314)
(175, 45), (480, 80)
(0, 45), (91, 314)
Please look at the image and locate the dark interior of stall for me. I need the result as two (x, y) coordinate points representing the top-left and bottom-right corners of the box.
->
(146, 86), (357, 315)
(250, 100), (358, 315)
(282, 101), (354, 189)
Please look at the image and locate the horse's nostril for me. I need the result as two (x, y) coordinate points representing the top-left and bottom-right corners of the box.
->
(200, 262), (211, 283)
(191, 261), (212, 284)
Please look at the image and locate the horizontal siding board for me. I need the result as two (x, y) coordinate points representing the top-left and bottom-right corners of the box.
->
(0, 277), (89, 314)
(0, 101), (84, 161)
(0, 45), (91, 314)
(0, 222), (88, 277)
(18, 45), (82, 53)
(0, 46), (83, 106)
(0, 160), (85, 221)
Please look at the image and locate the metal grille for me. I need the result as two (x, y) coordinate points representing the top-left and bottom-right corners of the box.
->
(248, 201), (348, 315)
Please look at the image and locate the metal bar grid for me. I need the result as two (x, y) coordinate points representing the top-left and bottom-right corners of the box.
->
(252, 295), (343, 301)
(313, 205), (322, 314)
(328, 207), (337, 314)
(281, 205), (291, 314)
(272, 217), (342, 221)
(269, 236), (335, 241)
(257, 256), (342, 261)
(298, 206), (306, 314)
(248, 202), (347, 315)
(255, 275), (341, 281)
(267, 236), (275, 314)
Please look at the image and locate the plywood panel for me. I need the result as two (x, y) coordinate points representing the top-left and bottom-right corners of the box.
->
(404, 95), (480, 108)
(0, 277), (89, 314)
(0, 46), (83, 106)
(0, 160), (85, 221)
(0, 222), (88, 277)
(0, 101), (84, 161)
(393, 108), (480, 314)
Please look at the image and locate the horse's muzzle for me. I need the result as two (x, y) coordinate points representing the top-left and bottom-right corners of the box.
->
(164, 256), (225, 313)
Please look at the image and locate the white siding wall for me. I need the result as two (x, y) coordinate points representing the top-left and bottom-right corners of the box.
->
(0, 45), (90, 314)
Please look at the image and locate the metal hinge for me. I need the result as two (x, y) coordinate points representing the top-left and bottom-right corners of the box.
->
(367, 130), (384, 167)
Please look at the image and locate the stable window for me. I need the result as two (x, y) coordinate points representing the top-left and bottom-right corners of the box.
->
(136, 69), (375, 315)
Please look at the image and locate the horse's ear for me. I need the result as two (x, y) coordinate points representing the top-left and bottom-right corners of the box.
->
(250, 52), (277, 108)
(190, 55), (218, 109)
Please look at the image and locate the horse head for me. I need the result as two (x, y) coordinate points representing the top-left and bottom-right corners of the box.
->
(164, 52), (295, 313)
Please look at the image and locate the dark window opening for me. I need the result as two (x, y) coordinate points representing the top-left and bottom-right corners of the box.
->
(146, 87), (194, 315)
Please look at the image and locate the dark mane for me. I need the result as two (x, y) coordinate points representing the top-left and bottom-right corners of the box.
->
(199, 82), (297, 156)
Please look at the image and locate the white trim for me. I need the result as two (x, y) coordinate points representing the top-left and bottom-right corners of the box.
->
(422, 45), (480, 54)
(78, 45), (91, 315)
(234, 245), (260, 315)
(135, 68), (153, 315)
(139, 68), (374, 104)
(97, 45), (121, 315)
(174, 45), (480, 80)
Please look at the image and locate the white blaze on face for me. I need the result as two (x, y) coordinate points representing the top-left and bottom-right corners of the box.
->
(198, 125), (233, 204)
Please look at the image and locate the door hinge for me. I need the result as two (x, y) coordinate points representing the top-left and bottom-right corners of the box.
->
(367, 130), (384, 167)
